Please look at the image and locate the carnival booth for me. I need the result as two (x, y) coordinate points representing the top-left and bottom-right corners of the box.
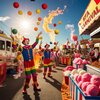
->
(78, 0), (100, 73)
(62, 1), (100, 99)
(60, 44), (71, 66)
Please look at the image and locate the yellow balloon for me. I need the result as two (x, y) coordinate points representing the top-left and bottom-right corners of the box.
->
(18, 10), (23, 15)
(58, 21), (62, 24)
(39, 36), (43, 40)
(37, 21), (40, 25)
(54, 29), (60, 35)
(36, 9), (41, 14)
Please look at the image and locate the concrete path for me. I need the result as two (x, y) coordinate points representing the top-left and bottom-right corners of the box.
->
(13, 66), (64, 100)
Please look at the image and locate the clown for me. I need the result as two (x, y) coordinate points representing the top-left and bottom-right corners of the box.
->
(21, 32), (42, 93)
(43, 44), (52, 79)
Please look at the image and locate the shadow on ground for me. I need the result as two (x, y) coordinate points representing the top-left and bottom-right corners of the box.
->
(45, 76), (61, 91)
(0, 73), (25, 100)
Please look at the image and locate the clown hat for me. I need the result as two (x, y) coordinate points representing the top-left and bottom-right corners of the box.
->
(44, 44), (50, 48)
(22, 37), (29, 44)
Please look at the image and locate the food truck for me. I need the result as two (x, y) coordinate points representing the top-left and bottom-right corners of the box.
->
(0, 30), (17, 69)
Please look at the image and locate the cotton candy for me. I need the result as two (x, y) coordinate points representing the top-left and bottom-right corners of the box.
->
(82, 73), (92, 82)
(77, 75), (82, 83)
(91, 75), (100, 86)
(82, 82), (90, 92)
(86, 84), (99, 96)
(74, 74), (79, 82)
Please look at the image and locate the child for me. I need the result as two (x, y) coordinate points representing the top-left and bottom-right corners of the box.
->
(21, 32), (42, 93)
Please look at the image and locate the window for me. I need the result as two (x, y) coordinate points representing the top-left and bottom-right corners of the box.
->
(0, 40), (5, 50)
(6, 41), (11, 51)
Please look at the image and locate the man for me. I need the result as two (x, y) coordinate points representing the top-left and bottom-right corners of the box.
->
(43, 44), (52, 79)
(21, 32), (42, 93)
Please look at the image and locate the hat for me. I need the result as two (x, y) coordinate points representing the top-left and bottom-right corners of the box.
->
(44, 44), (50, 48)
(22, 37), (29, 44)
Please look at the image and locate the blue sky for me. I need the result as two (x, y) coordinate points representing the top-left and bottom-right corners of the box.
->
(0, 0), (90, 47)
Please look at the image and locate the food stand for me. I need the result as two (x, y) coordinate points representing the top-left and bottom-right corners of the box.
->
(78, 0), (100, 71)
(61, 1), (100, 100)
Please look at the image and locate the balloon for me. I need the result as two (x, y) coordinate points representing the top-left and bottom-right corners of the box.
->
(53, 23), (56, 27)
(34, 27), (38, 31)
(42, 3), (48, 10)
(58, 20), (62, 24)
(18, 10), (23, 15)
(13, 2), (19, 8)
(63, 45), (66, 49)
(27, 11), (32, 16)
(39, 37), (43, 40)
(37, 22), (40, 25)
(36, 9), (41, 14)
(71, 33), (78, 41)
(54, 42), (57, 45)
(50, 42), (52, 44)
(12, 29), (17, 34)
(54, 29), (60, 35)
(38, 17), (42, 21)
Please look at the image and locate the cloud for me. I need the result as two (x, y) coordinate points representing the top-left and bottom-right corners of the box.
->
(0, 16), (10, 22)
(65, 24), (75, 34)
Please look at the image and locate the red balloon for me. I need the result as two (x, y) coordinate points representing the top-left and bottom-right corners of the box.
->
(42, 3), (48, 10)
(53, 23), (56, 27)
(73, 35), (78, 41)
(13, 2), (19, 8)
(54, 42), (57, 45)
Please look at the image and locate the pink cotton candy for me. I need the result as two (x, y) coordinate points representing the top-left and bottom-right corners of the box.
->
(77, 75), (82, 83)
(66, 66), (74, 71)
(73, 58), (81, 64)
(74, 53), (81, 58)
(84, 91), (87, 96)
(91, 75), (100, 86)
(74, 74), (79, 82)
(86, 84), (99, 96)
(76, 58), (83, 65)
(82, 59), (88, 64)
(82, 73), (92, 82)
(78, 81), (83, 88)
(82, 59), (90, 64)
(82, 82), (90, 92)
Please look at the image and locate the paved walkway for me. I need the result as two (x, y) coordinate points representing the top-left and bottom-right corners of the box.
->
(13, 66), (64, 100)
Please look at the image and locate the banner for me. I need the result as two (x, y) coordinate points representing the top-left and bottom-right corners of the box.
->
(78, 0), (100, 35)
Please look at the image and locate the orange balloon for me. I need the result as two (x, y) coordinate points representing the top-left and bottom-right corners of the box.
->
(38, 17), (42, 21)
(27, 11), (32, 16)
(34, 27), (38, 31)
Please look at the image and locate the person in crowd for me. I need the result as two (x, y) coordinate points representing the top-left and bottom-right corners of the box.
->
(43, 44), (52, 79)
(13, 51), (24, 79)
(21, 32), (42, 93)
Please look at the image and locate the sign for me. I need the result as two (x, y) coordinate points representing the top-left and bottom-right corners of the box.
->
(78, 0), (100, 35)
(80, 39), (100, 45)
(80, 39), (89, 44)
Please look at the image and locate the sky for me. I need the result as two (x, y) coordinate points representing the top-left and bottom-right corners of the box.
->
(0, 0), (90, 47)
